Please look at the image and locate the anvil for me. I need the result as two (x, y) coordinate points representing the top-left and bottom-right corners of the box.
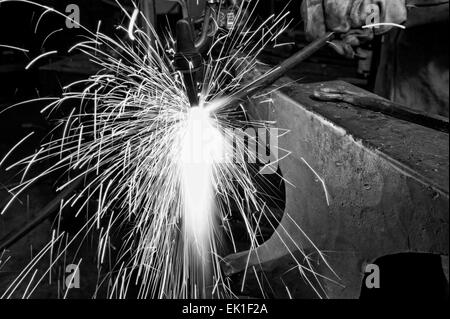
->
(222, 78), (449, 298)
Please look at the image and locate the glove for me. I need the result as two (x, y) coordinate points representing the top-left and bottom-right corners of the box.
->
(301, 0), (407, 58)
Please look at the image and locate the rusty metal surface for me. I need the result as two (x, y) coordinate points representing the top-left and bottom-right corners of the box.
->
(278, 80), (449, 197)
(223, 79), (449, 298)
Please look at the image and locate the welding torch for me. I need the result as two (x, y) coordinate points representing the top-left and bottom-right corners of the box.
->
(172, 0), (335, 108)
(171, 0), (336, 108)
(172, 0), (219, 107)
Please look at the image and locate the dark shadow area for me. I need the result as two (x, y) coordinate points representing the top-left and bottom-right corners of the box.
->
(360, 253), (449, 299)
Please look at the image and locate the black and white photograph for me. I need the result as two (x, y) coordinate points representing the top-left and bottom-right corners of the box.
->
(0, 0), (448, 312)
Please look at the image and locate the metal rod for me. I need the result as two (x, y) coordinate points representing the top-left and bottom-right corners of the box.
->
(0, 177), (83, 252)
(229, 32), (335, 104)
(313, 88), (449, 133)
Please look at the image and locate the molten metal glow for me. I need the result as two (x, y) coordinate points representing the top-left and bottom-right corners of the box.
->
(179, 107), (225, 259)
(177, 106), (228, 297)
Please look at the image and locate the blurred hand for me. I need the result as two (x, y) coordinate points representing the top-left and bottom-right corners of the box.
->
(301, 0), (407, 58)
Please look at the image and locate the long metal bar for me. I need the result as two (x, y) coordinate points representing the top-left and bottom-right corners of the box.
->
(0, 177), (83, 252)
(229, 32), (335, 104)
(313, 88), (449, 133)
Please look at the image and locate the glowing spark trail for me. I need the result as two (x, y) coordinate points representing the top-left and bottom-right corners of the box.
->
(24, 50), (58, 70)
(0, 44), (29, 53)
(128, 8), (139, 41)
(363, 22), (406, 29)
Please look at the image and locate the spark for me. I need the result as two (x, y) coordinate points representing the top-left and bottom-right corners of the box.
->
(0, 131), (34, 168)
(273, 42), (295, 48)
(363, 22), (406, 29)
(301, 157), (331, 206)
(41, 28), (63, 49)
(24, 50), (58, 70)
(0, 44), (29, 53)
(128, 8), (139, 41)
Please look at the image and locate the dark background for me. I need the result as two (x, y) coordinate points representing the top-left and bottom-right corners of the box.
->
(0, 0), (447, 299)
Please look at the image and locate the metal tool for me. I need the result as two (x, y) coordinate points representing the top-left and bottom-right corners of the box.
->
(223, 32), (335, 106)
(171, 3), (334, 108)
(174, 17), (204, 107)
(172, 0), (219, 107)
(312, 87), (449, 133)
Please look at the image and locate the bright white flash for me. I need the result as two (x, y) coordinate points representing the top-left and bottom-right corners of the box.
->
(178, 107), (227, 262)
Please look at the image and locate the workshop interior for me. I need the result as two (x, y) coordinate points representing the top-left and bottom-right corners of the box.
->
(0, 0), (448, 300)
